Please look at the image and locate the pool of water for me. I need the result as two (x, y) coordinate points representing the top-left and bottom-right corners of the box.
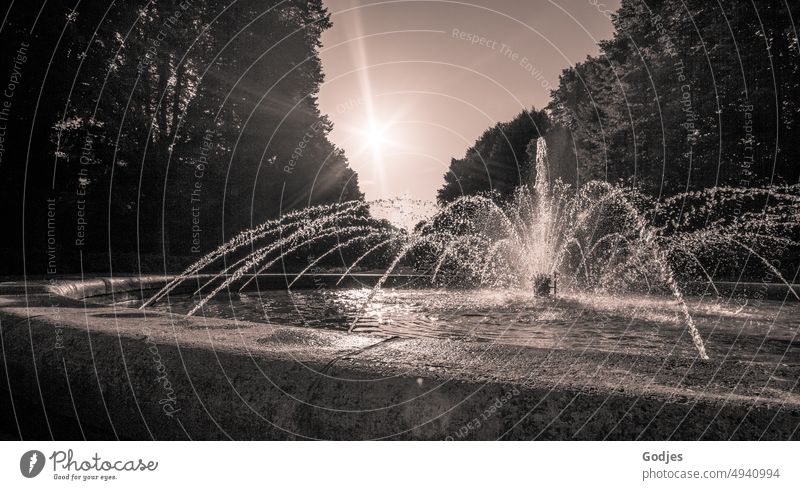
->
(147, 287), (800, 361)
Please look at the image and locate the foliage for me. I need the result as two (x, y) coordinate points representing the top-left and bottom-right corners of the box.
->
(547, 0), (800, 195)
(437, 108), (550, 204)
(0, 0), (362, 273)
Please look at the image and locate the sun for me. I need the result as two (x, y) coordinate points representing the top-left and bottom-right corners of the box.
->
(350, 119), (397, 169)
(362, 122), (389, 152)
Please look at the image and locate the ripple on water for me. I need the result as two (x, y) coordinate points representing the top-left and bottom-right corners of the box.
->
(152, 288), (799, 361)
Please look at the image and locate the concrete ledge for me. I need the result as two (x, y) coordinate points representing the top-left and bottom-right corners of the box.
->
(1, 289), (798, 440)
(39, 273), (433, 301)
(684, 281), (799, 301)
(3, 275), (793, 302)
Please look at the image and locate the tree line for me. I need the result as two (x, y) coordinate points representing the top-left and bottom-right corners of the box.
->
(0, 0), (362, 275)
(439, 0), (799, 202)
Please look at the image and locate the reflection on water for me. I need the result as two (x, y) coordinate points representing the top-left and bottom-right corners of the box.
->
(153, 288), (799, 361)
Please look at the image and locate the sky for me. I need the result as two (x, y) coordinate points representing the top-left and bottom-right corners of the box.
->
(318, 0), (621, 203)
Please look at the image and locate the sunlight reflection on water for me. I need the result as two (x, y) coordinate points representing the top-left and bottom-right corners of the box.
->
(154, 288), (798, 361)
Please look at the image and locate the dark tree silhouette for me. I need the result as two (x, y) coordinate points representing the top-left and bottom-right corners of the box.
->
(437, 108), (550, 204)
(0, 0), (362, 274)
(548, 0), (800, 195)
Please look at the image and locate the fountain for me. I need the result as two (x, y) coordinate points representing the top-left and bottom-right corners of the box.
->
(142, 138), (800, 361)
